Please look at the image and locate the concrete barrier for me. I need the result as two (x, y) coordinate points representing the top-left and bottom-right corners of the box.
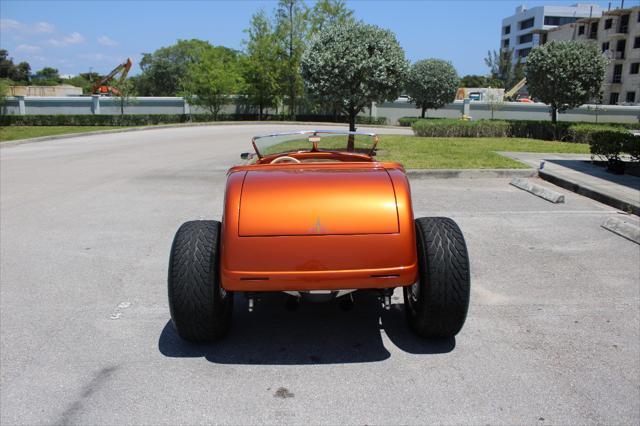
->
(2, 96), (639, 125)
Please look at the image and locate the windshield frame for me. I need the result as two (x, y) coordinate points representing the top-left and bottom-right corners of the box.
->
(251, 130), (379, 159)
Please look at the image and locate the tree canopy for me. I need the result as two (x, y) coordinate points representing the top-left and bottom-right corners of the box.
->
(484, 49), (524, 90)
(242, 10), (280, 119)
(181, 46), (244, 119)
(525, 41), (607, 122)
(0, 50), (31, 84)
(301, 20), (408, 146)
(136, 39), (212, 96)
(406, 59), (459, 118)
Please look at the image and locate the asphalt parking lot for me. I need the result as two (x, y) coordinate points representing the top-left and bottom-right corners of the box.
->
(1, 124), (639, 425)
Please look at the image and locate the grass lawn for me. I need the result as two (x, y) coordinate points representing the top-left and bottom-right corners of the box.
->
(263, 134), (590, 169)
(375, 135), (590, 169)
(0, 126), (122, 142)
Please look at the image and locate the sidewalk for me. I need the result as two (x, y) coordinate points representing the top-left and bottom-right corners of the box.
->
(500, 152), (640, 215)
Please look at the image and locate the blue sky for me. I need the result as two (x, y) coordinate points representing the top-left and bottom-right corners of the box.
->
(0, 0), (620, 77)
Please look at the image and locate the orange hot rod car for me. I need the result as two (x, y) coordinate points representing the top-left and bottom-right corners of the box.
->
(168, 130), (470, 342)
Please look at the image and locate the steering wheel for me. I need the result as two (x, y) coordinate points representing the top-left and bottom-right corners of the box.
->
(270, 156), (301, 164)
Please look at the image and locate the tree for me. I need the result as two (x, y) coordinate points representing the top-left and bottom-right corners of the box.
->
(0, 50), (31, 84)
(33, 67), (61, 85)
(525, 41), (607, 123)
(308, 0), (353, 35)
(242, 10), (280, 119)
(460, 74), (503, 88)
(136, 39), (212, 96)
(484, 90), (504, 120)
(301, 20), (408, 150)
(484, 49), (523, 89)
(406, 59), (459, 118)
(109, 77), (136, 115)
(181, 46), (244, 119)
(274, 0), (308, 117)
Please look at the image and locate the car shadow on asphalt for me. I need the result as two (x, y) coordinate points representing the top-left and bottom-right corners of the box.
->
(158, 291), (455, 365)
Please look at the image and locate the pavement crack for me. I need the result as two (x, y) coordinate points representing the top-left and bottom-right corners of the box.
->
(56, 365), (118, 425)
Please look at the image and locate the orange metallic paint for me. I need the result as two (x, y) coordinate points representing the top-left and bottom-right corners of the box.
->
(220, 151), (418, 292)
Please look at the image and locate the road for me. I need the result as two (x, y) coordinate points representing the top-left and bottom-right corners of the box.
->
(1, 124), (639, 425)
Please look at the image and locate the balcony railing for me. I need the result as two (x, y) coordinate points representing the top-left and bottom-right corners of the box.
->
(614, 51), (625, 60)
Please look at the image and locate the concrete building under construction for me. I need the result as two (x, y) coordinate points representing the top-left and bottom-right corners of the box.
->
(539, 4), (639, 106)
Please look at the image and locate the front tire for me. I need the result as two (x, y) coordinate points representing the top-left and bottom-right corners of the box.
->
(168, 220), (233, 342)
(404, 217), (470, 338)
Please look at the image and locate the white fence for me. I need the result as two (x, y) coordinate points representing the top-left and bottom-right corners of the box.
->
(2, 95), (639, 124)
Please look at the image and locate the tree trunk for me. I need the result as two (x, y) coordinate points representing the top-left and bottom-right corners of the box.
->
(551, 106), (557, 124)
(347, 106), (356, 152)
(288, 2), (295, 119)
(421, 107), (426, 118)
(259, 103), (263, 121)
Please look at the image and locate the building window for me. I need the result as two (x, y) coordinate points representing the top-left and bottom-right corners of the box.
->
(634, 37), (640, 49)
(518, 48), (532, 58)
(618, 14), (629, 33)
(544, 16), (578, 26)
(604, 18), (612, 29)
(519, 17), (535, 30)
(626, 92), (636, 103)
(504, 25), (511, 35)
(612, 64), (623, 83)
(518, 33), (533, 44)
(602, 41), (610, 52)
(616, 39), (626, 59)
(609, 92), (619, 105)
(589, 22), (598, 39)
(631, 63), (639, 74)
(503, 38), (510, 48)
(578, 25), (585, 35)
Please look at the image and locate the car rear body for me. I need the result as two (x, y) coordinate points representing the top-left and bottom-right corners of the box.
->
(220, 161), (418, 292)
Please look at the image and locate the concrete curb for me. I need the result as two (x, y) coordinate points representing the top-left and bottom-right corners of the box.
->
(539, 170), (639, 216)
(510, 177), (565, 203)
(602, 216), (640, 244)
(407, 168), (537, 179)
(0, 121), (407, 148)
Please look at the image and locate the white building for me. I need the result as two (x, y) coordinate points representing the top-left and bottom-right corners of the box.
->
(543, 5), (640, 105)
(500, 3), (603, 64)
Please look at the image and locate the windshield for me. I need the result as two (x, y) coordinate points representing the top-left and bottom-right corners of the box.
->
(252, 130), (378, 158)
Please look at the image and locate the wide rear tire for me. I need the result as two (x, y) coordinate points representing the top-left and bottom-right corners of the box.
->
(404, 217), (470, 338)
(168, 220), (233, 342)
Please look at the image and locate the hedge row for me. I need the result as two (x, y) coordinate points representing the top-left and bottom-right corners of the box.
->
(0, 114), (387, 127)
(590, 131), (640, 161)
(411, 118), (637, 143)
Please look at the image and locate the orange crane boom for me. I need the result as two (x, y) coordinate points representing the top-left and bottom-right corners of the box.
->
(91, 58), (132, 95)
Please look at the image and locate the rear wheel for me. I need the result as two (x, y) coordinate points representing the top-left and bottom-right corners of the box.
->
(168, 220), (233, 342)
(404, 217), (470, 338)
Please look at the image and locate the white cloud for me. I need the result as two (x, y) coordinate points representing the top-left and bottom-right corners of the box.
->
(15, 44), (41, 53)
(97, 35), (117, 46)
(0, 18), (55, 34)
(34, 22), (55, 33)
(48, 32), (85, 47)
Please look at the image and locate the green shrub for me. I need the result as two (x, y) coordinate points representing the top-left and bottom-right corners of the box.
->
(589, 130), (629, 161)
(622, 134), (640, 161)
(410, 118), (636, 142)
(398, 117), (420, 127)
(507, 120), (570, 140)
(355, 116), (387, 125)
(412, 119), (510, 138)
(566, 123), (623, 144)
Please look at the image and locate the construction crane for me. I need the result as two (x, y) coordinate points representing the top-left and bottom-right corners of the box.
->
(504, 78), (527, 100)
(91, 58), (132, 96)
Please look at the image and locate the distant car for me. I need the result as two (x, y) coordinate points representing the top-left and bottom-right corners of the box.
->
(167, 130), (471, 342)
